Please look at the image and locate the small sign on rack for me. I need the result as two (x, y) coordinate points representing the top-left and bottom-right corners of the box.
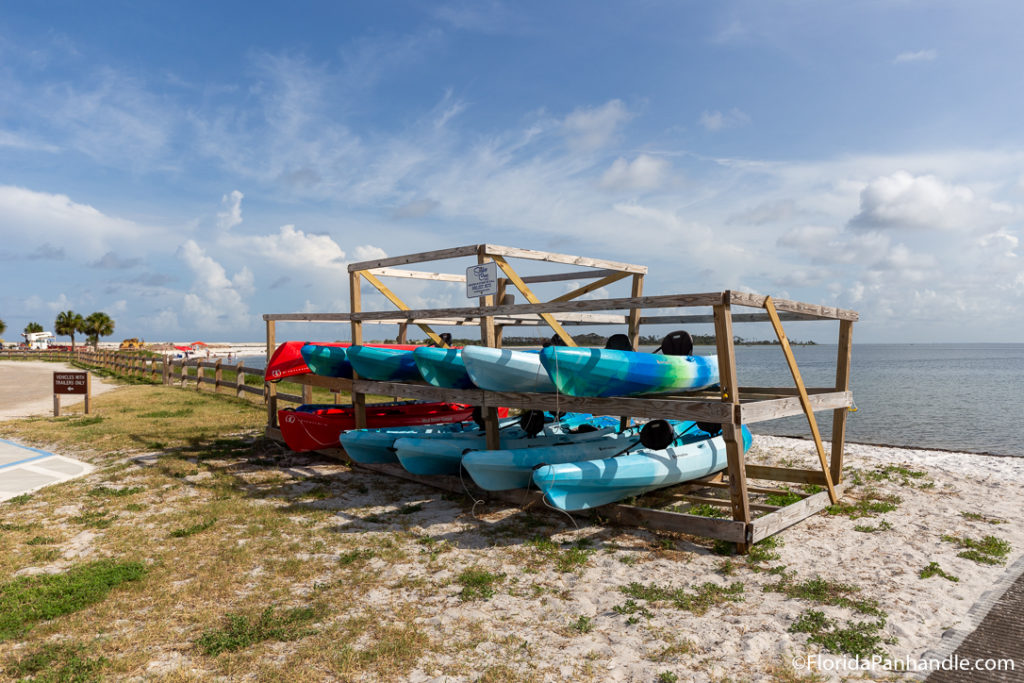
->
(466, 262), (498, 298)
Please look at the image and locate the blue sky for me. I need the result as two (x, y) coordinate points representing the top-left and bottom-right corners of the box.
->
(1, 1), (1022, 344)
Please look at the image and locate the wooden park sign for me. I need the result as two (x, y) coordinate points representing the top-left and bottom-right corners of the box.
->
(53, 371), (91, 416)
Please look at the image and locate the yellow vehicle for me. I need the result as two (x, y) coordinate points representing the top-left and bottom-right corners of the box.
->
(119, 338), (145, 350)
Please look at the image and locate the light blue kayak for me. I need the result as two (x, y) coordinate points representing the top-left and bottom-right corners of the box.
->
(540, 346), (719, 397)
(346, 345), (421, 381)
(339, 412), (598, 465)
(394, 415), (622, 476)
(413, 347), (474, 389)
(300, 343), (352, 378)
(532, 426), (752, 511)
(461, 345), (555, 393)
(463, 420), (698, 491)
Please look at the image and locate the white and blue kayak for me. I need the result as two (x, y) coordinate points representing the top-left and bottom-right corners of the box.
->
(339, 412), (598, 465)
(461, 346), (555, 393)
(539, 346), (719, 397)
(413, 347), (474, 389)
(532, 425), (752, 511)
(394, 415), (622, 476)
(463, 420), (699, 491)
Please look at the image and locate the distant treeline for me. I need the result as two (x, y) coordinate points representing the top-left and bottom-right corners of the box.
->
(370, 332), (816, 346)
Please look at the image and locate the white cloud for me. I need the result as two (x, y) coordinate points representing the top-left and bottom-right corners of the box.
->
(600, 155), (670, 191)
(848, 171), (977, 231)
(352, 245), (388, 262)
(217, 190), (244, 230)
(232, 225), (348, 271)
(894, 49), (938, 64)
(177, 240), (253, 330)
(699, 108), (750, 132)
(562, 100), (631, 151)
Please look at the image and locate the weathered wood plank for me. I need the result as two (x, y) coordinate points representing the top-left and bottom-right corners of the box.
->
(547, 271), (631, 303)
(350, 292), (728, 323)
(492, 255), (577, 346)
(739, 391), (853, 423)
(520, 268), (624, 284)
(673, 494), (781, 513)
(600, 505), (749, 543)
(745, 465), (829, 486)
(639, 312), (822, 325)
(713, 302), (751, 544)
(699, 480), (807, 497)
(750, 484), (847, 542)
(831, 319), (854, 484)
(483, 244), (647, 274)
(366, 267), (466, 282)
(348, 244), (482, 271)
(728, 291), (859, 322)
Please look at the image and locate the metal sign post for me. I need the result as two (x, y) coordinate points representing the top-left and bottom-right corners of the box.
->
(53, 372), (91, 417)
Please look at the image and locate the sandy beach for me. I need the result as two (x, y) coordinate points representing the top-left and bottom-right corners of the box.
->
(0, 362), (1021, 680)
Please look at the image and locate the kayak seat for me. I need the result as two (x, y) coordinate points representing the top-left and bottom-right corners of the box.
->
(604, 333), (632, 351)
(655, 330), (694, 356)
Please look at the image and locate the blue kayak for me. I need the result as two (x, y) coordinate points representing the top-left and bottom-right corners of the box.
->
(540, 346), (719, 397)
(346, 345), (421, 382)
(300, 343), (353, 378)
(394, 415), (622, 476)
(461, 345), (555, 393)
(413, 347), (474, 389)
(532, 426), (752, 511)
(463, 420), (698, 491)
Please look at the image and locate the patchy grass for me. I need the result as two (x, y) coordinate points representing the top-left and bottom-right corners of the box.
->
(685, 503), (727, 518)
(826, 490), (901, 519)
(960, 511), (1004, 525)
(169, 518), (217, 538)
(457, 567), (504, 601)
(789, 609), (888, 658)
(765, 574), (884, 618)
(89, 485), (145, 498)
(620, 581), (744, 616)
(526, 535), (595, 572)
(196, 604), (321, 655)
(853, 520), (893, 533)
(941, 534), (1011, 565)
(763, 488), (803, 507)
(4, 641), (109, 682)
(0, 560), (147, 641)
(919, 562), (959, 582)
(746, 535), (784, 565)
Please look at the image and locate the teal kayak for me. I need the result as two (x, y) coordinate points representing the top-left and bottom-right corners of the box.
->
(346, 345), (421, 381)
(300, 343), (352, 378)
(461, 346), (555, 393)
(532, 425), (752, 510)
(394, 415), (622, 476)
(540, 346), (719, 397)
(413, 347), (474, 389)
(462, 420), (698, 491)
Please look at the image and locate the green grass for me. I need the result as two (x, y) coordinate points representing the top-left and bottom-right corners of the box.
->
(853, 520), (893, 533)
(919, 562), (959, 582)
(686, 503), (727, 518)
(789, 609), (888, 658)
(526, 535), (595, 572)
(746, 535), (783, 565)
(5, 641), (109, 682)
(765, 575), (884, 617)
(5, 493), (32, 505)
(960, 511), (1004, 525)
(619, 581), (744, 616)
(138, 408), (194, 418)
(571, 615), (593, 633)
(763, 488), (803, 507)
(457, 567), (504, 601)
(941, 534), (1011, 565)
(0, 559), (147, 641)
(195, 604), (320, 656)
(69, 510), (114, 529)
(25, 535), (55, 545)
(826, 491), (901, 519)
(169, 518), (217, 538)
(88, 485), (145, 498)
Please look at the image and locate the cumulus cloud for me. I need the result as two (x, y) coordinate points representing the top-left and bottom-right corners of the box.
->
(848, 171), (976, 231)
(894, 49), (938, 64)
(600, 155), (670, 191)
(177, 240), (253, 329)
(698, 108), (750, 132)
(352, 245), (388, 262)
(562, 100), (631, 151)
(237, 224), (348, 271)
(217, 190), (244, 230)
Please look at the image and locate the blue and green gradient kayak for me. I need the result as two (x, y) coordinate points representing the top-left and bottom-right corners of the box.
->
(539, 346), (719, 397)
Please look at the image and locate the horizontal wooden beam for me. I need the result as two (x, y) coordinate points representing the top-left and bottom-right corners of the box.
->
(750, 484), (846, 542)
(739, 391), (852, 424)
(348, 245), (482, 271)
(639, 312), (821, 325)
(744, 465), (830, 486)
(728, 291), (858, 322)
(366, 267), (466, 282)
(600, 504), (749, 543)
(519, 268), (625, 284)
(483, 244), (647, 275)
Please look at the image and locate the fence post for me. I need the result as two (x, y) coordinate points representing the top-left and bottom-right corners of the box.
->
(196, 361), (204, 392)
(214, 359), (223, 393)
(162, 357), (170, 385)
(236, 362), (245, 398)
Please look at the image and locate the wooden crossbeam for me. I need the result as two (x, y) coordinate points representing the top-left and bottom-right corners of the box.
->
(491, 255), (578, 346)
(763, 296), (838, 504)
(358, 270), (448, 347)
(548, 271), (631, 303)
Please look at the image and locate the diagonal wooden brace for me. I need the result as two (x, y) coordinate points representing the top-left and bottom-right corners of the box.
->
(763, 296), (839, 504)
(490, 255), (578, 346)
(357, 270), (448, 347)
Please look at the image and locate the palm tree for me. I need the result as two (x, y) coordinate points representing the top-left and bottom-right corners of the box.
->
(24, 322), (43, 334)
(82, 312), (115, 348)
(0, 318), (6, 336)
(55, 310), (85, 351)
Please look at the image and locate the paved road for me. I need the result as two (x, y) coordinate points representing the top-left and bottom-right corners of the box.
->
(0, 361), (117, 419)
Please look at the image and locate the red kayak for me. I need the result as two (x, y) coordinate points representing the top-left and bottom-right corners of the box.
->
(264, 341), (420, 382)
(278, 401), (508, 452)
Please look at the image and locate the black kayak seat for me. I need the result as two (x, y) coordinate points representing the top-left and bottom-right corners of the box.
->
(604, 333), (632, 351)
(655, 330), (694, 356)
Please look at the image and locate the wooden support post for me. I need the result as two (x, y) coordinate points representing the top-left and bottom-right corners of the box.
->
(621, 273), (644, 430)
(830, 319), (854, 484)
(214, 359), (223, 393)
(195, 361), (204, 392)
(713, 298), (751, 553)
(266, 319), (278, 428)
(236, 362), (245, 398)
(84, 373), (91, 414)
(763, 296), (838, 504)
(350, 271), (367, 429)
(478, 247), (500, 450)
(162, 357), (170, 385)
(396, 323), (408, 344)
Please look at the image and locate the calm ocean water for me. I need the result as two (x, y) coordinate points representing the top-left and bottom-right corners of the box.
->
(243, 343), (1024, 457)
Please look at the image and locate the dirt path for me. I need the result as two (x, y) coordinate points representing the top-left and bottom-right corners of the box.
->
(0, 361), (119, 419)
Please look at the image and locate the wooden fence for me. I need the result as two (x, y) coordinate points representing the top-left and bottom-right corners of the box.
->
(0, 348), (290, 403)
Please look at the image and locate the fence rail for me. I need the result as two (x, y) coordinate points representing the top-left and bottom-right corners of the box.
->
(0, 348), (306, 404)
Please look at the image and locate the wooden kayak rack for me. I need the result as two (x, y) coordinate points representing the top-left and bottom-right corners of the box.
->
(263, 244), (857, 552)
